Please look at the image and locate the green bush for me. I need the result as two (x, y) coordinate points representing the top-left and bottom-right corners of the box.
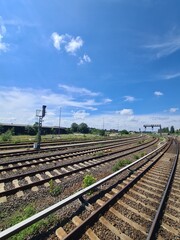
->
(1, 130), (12, 142)
(112, 159), (132, 172)
(82, 174), (96, 195)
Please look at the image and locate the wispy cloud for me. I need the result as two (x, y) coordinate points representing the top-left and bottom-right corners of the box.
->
(144, 32), (180, 59)
(72, 110), (90, 120)
(59, 84), (100, 96)
(78, 54), (91, 65)
(169, 108), (179, 113)
(0, 17), (9, 52)
(154, 91), (163, 96)
(162, 72), (180, 80)
(123, 96), (136, 102)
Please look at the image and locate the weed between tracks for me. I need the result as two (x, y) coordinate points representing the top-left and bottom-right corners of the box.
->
(112, 159), (132, 172)
(3, 204), (57, 240)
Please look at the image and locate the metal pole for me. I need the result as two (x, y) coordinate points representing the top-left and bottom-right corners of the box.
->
(58, 107), (61, 136)
(37, 116), (42, 150)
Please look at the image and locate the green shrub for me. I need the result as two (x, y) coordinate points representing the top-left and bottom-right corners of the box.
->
(133, 154), (139, 160)
(49, 179), (62, 197)
(82, 174), (96, 188)
(1, 130), (12, 142)
(82, 174), (96, 195)
(112, 159), (132, 172)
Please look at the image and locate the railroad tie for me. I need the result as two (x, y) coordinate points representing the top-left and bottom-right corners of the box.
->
(12, 179), (24, 197)
(56, 227), (68, 240)
(72, 216), (100, 240)
(25, 176), (38, 192)
(0, 183), (7, 203)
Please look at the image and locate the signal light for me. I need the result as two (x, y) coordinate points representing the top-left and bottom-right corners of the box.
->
(42, 105), (46, 118)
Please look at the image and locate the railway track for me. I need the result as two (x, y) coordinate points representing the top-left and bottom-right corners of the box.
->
(0, 137), (158, 202)
(0, 138), (178, 240)
(0, 135), (142, 158)
(55, 138), (179, 240)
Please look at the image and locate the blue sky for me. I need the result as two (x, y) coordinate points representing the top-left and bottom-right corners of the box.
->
(0, 0), (180, 131)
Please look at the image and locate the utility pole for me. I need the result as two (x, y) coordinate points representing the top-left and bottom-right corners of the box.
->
(35, 105), (46, 150)
(58, 107), (61, 137)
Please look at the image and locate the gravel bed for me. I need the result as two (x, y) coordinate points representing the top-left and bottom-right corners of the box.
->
(120, 195), (155, 217)
(128, 191), (159, 209)
(103, 211), (146, 239)
(132, 186), (161, 201)
(113, 202), (151, 230)
(91, 221), (118, 240)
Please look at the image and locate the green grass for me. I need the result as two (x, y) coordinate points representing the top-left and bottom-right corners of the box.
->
(0, 133), (110, 144)
(112, 159), (132, 172)
(3, 204), (57, 240)
(49, 179), (62, 197)
(133, 152), (146, 160)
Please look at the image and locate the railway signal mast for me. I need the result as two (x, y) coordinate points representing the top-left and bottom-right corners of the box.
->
(35, 105), (46, 150)
(143, 124), (162, 136)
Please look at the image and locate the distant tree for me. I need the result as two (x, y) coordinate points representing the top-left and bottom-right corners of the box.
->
(120, 129), (129, 135)
(0, 125), (5, 134)
(25, 125), (36, 135)
(170, 126), (175, 134)
(98, 129), (105, 136)
(71, 123), (79, 133)
(78, 123), (89, 133)
(33, 122), (39, 134)
(161, 127), (169, 133)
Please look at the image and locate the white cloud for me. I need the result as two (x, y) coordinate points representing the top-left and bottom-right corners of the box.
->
(169, 108), (179, 113)
(78, 54), (91, 65)
(0, 17), (9, 52)
(123, 96), (136, 102)
(65, 36), (83, 54)
(1, 87), (179, 131)
(59, 84), (100, 96)
(51, 32), (65, 50)
(154, 91), (163, 96)
(51, 33), (91, 64)
(104, 98), (112, 103)
(162, 72), (180, 80)
(72, 110), (90, 120)
(117, 109), (134, 116)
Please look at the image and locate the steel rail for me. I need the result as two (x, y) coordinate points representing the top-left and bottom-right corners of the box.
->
(0, 141), (168, 239)
(146, 140), (179, 240)
(0, 138), (140, 169)
(0, 138), (158, 193)
(0, 135), (143, 157)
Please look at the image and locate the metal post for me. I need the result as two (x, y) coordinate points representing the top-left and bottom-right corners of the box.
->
(37, 116), (42, 150)
(34, 105), (46, 150)
(58, 107), (61, 136)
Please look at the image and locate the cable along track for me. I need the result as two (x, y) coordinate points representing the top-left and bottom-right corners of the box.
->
(0, 138), (177, 240)
(54, 138), (179, 240)
(0, 137), (158, 201)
